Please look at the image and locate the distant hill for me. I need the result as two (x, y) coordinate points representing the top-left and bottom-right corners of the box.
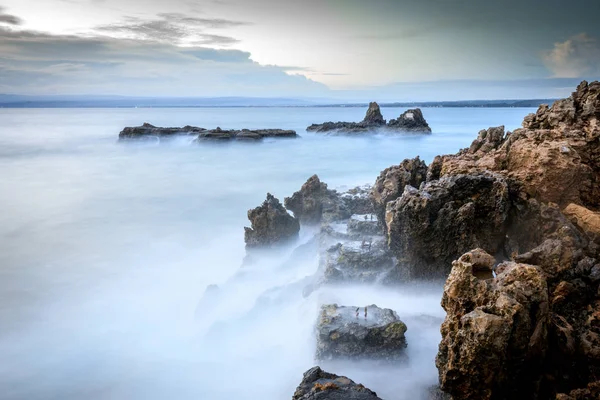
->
(0, 94), (555, 108)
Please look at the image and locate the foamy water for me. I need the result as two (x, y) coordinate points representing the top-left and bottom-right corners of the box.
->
(0, 106), (534, 399)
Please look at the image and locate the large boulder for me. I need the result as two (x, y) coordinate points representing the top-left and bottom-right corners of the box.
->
(387, 108), (432, 132)
(292, 366), (382, 400)
(244, 193), (300, 248)
(371, 156), (428, 229)
(385, 173), (511, 278)
(436, 249), (550, 400)
(316, 304), (407, 361)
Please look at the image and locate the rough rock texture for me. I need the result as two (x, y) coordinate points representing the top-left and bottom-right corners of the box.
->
(307, 103), (431, 134)
(434, 81), (600, 209)
(285, 175), (340, 224)
(556, 382), (600, 400)
(371, 156), (428, 228)
(388, 108), (432, 132)
(292, 367), (382, 400)
(563, 203), (600, 243)
(118, 123), (296, 141)
(316, 304), (407, 360)
(118, 122), (205, 140)
(244, 193), (300, 248)
(386, 173), (511, 278)
(436, 250), (550, 400)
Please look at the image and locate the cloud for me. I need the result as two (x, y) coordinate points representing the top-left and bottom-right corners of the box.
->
(93, 13), (250, 46)
(0, 6), (22, 25)
(542, 33), (600, 78)
(0, 27), (329, 97)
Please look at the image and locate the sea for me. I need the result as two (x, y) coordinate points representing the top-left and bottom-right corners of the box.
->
(0, 106), (535, 400)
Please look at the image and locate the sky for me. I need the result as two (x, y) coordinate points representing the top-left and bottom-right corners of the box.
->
(1, 0), (599, 100)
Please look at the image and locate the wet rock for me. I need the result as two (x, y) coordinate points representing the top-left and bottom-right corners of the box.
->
(371, 156), (428, 228)
(436, 249), (549, 400)
(347, 214), (380, 237)
(387, 108), (431, 132)
(118, 122), (205, 140)
(340, 185), (374, 216)
(363, 102), (386, 125)
(197, 127), (297, 141)
(244, 193), (299, 248)
(285, 175), (339, 224)
(386, 173), (511, 278)
(292, 366), (382, 400)
(316, 304), (407, 361)
(321, 239), (396, 284)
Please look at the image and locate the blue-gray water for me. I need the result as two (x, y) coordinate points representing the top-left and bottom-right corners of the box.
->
(0, 107), (534, 400)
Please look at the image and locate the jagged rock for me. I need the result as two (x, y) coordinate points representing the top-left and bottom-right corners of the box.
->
(436, 250), (550, 400)
(434, 81), (600, 209)
(371, 156), (428, 228)
(118, 122), (206, 140)
(347, 214), (380, 237)
(307, 102), (432, 134)
(292, 366), (382, 400)
(285, 175), (340, 224)
(244, 193), (299, 248)
(563, 203), (600, 243)
(340, 185), (375, 216)
(387, 108), (432, 132)
(316, 304), (407, 361)
(556, 382), (600, 400)
(363, 102), (386, 125)
(386, 173), (511, 278)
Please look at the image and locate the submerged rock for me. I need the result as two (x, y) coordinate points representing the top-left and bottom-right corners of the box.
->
(118, 122), (205, 140)
(244, 193), (300, 248)
(292, 366), (382, 400)
(316, 304), (407, 361)
(118, 123), (297, 142)
(307, 103), (431, 134)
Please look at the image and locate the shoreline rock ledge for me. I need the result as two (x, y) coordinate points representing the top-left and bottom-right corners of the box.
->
(307, 102), (431, 133)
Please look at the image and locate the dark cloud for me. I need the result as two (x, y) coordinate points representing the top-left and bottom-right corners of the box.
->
(93, 13), (248, 46)
(0, 6), (22, 25)
(0, 26), (329, 96)
(542, 33), (600, 78)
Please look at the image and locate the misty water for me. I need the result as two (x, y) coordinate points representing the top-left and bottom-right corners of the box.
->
(0, 106), (534, 399)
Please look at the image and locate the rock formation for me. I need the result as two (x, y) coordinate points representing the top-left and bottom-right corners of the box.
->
(388, 108), (432, 132)
(371, 156), (428, 228)
(292, 366), (382, 400)
(307, 103), (431, 134)
(118, 123), (296, 142)
(284, 175), (339, 224)
(316, 304), (407, 361)
(244, 193), (300, 248)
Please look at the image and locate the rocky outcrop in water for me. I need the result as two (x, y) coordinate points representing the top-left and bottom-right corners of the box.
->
(388, 108), (432, 132)
(284, 175), (339, 224)
(307, 103), (431, 134)
(316, 304), (407, 361)
(118, 123), (296, 141)
(293, 367), (382, 400)
(244, 193), (300, 248)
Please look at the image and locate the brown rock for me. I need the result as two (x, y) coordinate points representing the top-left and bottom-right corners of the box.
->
(564, 203), (600, 243)
(244, 193), (300, 248)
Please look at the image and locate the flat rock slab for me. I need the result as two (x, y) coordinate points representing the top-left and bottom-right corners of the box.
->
(118, 123), (297, 141)
(316, 304), (407, 361)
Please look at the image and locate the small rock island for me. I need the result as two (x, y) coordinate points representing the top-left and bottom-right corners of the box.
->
(307, 102), (431, 134)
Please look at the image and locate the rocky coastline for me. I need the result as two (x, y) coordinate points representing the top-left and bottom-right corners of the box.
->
(202, 80), (599, 399)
